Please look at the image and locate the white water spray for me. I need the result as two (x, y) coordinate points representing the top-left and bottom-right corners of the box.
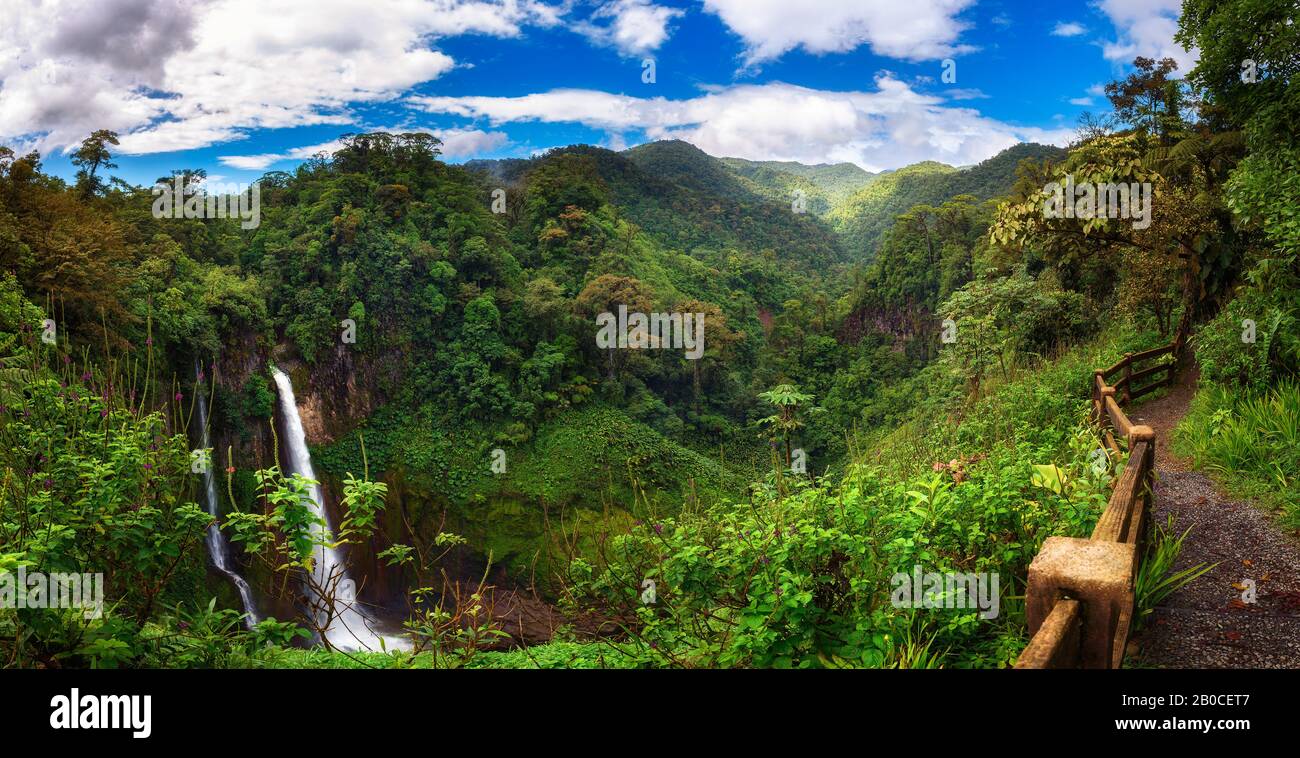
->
(195, 366), (259, 628)
(271, 368), (409, 652)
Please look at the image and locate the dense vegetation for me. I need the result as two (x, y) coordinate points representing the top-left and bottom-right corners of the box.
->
(1, 0), (1295, 668)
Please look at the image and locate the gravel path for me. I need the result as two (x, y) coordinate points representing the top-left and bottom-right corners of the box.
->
(1128, 368), (1300, 668)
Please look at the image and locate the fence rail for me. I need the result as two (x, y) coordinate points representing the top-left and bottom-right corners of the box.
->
(1014, 343), (1176, 669)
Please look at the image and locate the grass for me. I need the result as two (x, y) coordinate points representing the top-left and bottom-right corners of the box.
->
(1173, 380), (1300, 528)
(1133, 515), (1216, 632)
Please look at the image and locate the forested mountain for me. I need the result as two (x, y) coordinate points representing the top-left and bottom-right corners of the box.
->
(829, 142), (1067, 259)
(717, 156), (877, 215)
(473, 141), (849, 270)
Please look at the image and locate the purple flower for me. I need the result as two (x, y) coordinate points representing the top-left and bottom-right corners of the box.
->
(145, 337), (153, 347)
(43, 479), (52, 490)
(62, 355), (71, 364)
(174, 392), (183, 402)
(143, 463), (153, 470)
(81, 372), (91, 382)
(100, 409), (109, 418)
(198, 370), (206, 382)
(652, 523), (663, 536)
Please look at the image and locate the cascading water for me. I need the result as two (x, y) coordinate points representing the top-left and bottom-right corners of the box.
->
(271, 367), (410, 652)
(195, 365), (259, 628)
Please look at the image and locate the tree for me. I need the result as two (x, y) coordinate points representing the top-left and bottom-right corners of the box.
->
(756, 384), (815, 467)
(989, 132), (1233, 349)
(1179, 0), (1300, 262)
(675, 297), (741, 408)
(575, 274), (653, 381)
(70, 130), (119, 198)
(1104, 57), (1186, 144)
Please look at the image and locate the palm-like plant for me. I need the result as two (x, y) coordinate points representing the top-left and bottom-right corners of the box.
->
(756, 384), (816, 467)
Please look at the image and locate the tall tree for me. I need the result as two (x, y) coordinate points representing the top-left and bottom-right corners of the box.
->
(70, 129), (119, 198)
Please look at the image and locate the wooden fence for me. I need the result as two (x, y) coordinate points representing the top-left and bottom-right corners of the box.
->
(1014, 343), (1177, 668)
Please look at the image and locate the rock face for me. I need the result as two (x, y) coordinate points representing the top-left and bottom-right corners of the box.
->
(274, 341), (394, 444)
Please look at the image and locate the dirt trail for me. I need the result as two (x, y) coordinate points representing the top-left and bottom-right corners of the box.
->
(1129, 368), (1300, 668)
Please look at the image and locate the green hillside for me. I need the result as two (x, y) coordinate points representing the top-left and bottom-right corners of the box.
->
(718, 156), (877, 215)
(829, 143), (1066, 260)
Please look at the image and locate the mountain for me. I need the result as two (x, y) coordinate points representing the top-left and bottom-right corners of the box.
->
(468, 139), (1065, 270)
(718, 157), (877, 216)
(472, 141), (850, 270)
(828, 142), (1067, 260)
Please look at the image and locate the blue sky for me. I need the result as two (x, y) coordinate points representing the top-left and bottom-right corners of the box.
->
(0, 0), (1193, 186)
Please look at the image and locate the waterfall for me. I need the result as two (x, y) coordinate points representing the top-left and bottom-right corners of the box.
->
(270, 368), (410, 652)
(195, 365), (259, 628)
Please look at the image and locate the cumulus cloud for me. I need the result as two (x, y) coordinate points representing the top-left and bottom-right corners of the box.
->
(1069, 97), (1094, 106)
(1051, 22), (1087, 37)
(701, 0), (977, 64)
(1096, 0), (1196, 70)
(575, 0), (684, 56)
(0, 0), (563, 154)
(410, 77), (1071, 172)
(218, 139), (348, 171)
(436, 127), (511, 157)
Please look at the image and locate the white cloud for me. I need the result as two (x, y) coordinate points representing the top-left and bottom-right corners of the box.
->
(410, 77), (1072, 172)
(575, 0), (684, 56)
(437, 127), (511, 157)
(701, 0), (977, 64)
(1096, 0), (1196, 71)
(1087, 83), (1107, 96)
(1069, 97), (1094, 106)
(0, 0), (563, 154)
(218, 139), (348, 170)
(1051, 22), (1087, 37)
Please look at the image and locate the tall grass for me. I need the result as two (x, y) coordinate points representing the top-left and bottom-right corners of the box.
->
(1133, 515), (1216, 631)
(1174, 380), (1300, 527)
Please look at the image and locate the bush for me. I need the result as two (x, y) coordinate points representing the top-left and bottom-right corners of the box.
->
(1174, 381), (1300, 526)
(1193, 289), (1292, 388)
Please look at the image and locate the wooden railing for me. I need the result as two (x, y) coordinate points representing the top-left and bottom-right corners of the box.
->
(1014, 343), (1177, 668)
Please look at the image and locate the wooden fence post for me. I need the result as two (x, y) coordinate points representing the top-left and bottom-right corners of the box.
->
(1121, 353), (1133, 405)
(1026, 537), (1136, 668)
(1093, 370), (1105, 424)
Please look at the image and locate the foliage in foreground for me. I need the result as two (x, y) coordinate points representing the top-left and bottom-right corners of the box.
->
(1174, 381), (1300, 528)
